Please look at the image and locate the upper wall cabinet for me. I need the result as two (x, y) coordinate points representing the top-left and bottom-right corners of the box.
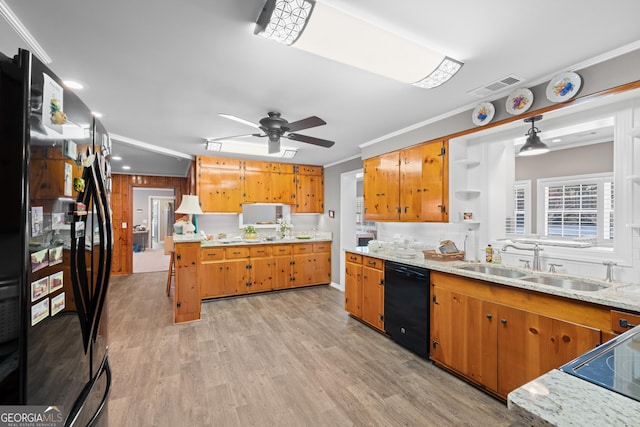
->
(195, 156), (323, 213)
(364, 139), (449, 222)
(293, 164), (324, 214)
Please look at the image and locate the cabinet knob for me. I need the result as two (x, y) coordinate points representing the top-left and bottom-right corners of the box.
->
(500, 319), (507, 325)
(620, 319), (637, 329)
(486, 314), (492, 320)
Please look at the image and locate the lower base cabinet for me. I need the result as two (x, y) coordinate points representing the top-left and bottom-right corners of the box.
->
(344, 252), (384, 332)
(199, 242), (331, 299)
(174, 242), (201, 323)
(430, 272), (602, 399)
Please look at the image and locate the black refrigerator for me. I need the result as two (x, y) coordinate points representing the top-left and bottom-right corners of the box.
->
(0, 49), (112, 426)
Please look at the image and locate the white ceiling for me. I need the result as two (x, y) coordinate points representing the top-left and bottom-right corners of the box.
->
(2, 0), (640, 176)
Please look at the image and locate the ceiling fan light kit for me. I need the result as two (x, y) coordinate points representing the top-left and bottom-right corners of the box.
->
(255, 0), (462, 88)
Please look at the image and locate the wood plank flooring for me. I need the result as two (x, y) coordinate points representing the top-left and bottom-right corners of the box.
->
(106, 272), (519, 426)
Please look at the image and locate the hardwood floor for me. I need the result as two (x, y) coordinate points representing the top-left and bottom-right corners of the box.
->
(106, 272), (519, 426)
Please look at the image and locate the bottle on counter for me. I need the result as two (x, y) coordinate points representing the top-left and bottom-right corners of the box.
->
(492, 249), (501, 264)
(485, 244), (493, 263)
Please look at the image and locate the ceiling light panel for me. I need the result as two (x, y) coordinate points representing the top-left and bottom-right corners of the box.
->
(255, 0), (462, 87)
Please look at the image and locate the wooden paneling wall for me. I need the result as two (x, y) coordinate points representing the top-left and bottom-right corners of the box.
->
(111, 174), (189, 276)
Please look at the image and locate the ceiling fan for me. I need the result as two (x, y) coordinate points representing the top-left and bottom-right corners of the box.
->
(212, 112), (335, 154)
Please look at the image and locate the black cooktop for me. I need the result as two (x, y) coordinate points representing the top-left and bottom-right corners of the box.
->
(561, 325), (640, 402)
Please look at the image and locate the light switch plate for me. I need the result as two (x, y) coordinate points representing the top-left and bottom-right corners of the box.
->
(122, 222), (127, 228)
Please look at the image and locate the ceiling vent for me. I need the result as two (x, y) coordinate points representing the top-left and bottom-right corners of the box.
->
(468, 75), (525, 97)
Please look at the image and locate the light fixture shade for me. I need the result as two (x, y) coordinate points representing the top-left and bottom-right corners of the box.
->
(519, 115), (549, 156)
(255, 0), (462, 88)
(175, 195), (203, 215)
(205, 140), (222, 151)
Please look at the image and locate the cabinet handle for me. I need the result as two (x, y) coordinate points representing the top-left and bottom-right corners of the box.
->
(432, 340), (439, 349)
(486, 314), (492, 320)
(500, 319), (507, 325)
(620, 319), (638, 329)
(432, 295), (439, 305)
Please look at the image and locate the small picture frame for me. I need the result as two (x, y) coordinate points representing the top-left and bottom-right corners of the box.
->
(30, 248), (49, 273)
(63, 139), (77, 160)
(51, 292), (65, 316)
(48, 246), (63, 266)
(31, 298), (49, 326)
(49, 270), (64, 292)
(328, 210), (335, 218)
(31, 206), (43, 237)
(51, 212), (65, 230)
(31, 276), (49, 302)
(74, 221), (85, 239)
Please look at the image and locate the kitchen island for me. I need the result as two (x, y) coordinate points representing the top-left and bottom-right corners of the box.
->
(173, 234), (332, 323)
(344, 246), (640, 424)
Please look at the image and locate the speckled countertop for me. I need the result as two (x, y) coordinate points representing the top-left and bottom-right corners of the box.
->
(346, 246), (640, 426)
(173, 233), (332, 246)
(507, 369), (640, 426)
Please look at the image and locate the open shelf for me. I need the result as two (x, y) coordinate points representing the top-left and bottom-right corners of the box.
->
(454, 159), (481, 168)
(455, 189), (481, 199)
(626, 175), (640, 183)
(630, 127), (640, 138)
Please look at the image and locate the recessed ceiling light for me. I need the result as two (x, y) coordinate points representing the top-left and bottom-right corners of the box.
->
(92, 111), (104, 118)
(111, 155), (122, 161)
(122, 165), (131, 170)
(63, 80), (83, 90)
(552, 138), (562, 143)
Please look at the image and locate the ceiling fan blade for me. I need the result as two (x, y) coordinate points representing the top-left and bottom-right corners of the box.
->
(207, 133), (264, 142)
(268, 139), (280, 154)
(286, 133), (335, 148)
(286, 116), (326, 132)
(219, 113), (260, 129)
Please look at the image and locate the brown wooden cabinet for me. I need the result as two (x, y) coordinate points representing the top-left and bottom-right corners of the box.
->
(361, 257), (384, 331)
(345, 253), (363, 317)
(292, 243), (329, 287)
(430, 272), (602, 399)
(174, 242), (201, 323)
(344, 252), (384, 332)
(293, 164), (323, 213)
(196, 156), (243, 213)
(272, 245), (294, 290)
(364, 139), (448, 222)
(199, 248), (225, 298)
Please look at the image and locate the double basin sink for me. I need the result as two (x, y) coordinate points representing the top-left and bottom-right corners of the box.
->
(455, 264), (609, 292)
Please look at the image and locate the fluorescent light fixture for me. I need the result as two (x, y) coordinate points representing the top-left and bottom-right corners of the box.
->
(205, 141), (222, 151)
(205, 138), (297, 158)
(63, 80), (84, 90)
(0, 0), (52, 64)
(122, 165), (131, 170)
(255, 0), (462, 88)
(111, 156), (122, 161)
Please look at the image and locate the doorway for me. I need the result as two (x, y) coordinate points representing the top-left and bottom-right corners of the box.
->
(132, 188), (175, 274)
(149, 197), (175, 250)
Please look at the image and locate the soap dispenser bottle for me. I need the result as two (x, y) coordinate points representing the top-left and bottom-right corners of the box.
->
(485, 244), (493, 263)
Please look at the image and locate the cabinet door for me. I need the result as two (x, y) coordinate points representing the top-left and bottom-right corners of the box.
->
(496, 306), (600, 397)
(250, 257), (273, 293)
(271, 172), (295, 204)
(345, 261), (362, 317)
(292, 253), (315, 287)
(174, 242), (200, 322)
(243, 169), (271, 203)
(224, 259), (249, 295)
(363, 152), (400, 221)
(399, 145), (424, 221)
(273, 255), (293, 290)
(420, 139), (448, 222)
(199, 261), (226, 298)
(294, 174), (323, 213)
(361, 266), (384, 331)
(312, 252), (331, 284)
(198, 167), (242, 213)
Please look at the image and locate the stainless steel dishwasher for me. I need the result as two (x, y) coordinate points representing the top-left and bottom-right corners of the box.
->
(384, 261), (430, 358)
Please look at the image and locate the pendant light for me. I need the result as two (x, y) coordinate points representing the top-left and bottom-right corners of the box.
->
(519, 114), (550, 156)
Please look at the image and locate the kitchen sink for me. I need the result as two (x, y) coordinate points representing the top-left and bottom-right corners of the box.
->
(520, 275), (607, 292)
(456, 264), (530, 279)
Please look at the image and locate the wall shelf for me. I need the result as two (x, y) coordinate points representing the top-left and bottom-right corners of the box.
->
(626, 175), (640, 183)
(455, 190), (481, 199)
(629, 127), (640, 138)
(454, 159), (481, 168)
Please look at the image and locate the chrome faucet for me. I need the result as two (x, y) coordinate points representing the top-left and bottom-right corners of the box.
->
(502, 243), (543, 271)
(603, 261), (617, 282)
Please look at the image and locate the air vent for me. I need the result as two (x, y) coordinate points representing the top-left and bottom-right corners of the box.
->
(468, 75), (525, 97)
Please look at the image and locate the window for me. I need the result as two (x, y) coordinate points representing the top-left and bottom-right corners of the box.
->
(538, 173), (613, 245)
(507, 181), (531, 235)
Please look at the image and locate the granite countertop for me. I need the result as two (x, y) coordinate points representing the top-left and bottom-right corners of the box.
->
(174, 233), (332, 247)
(507, 369), (640, 426)
(346, 246), (640, 313)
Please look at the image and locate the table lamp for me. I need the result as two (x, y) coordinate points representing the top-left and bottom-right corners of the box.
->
(175, 194), (203, 233)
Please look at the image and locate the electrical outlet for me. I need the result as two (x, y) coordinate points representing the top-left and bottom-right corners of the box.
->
(122, 222), (127, 228)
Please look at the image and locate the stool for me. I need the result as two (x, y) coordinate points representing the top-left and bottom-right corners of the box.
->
(166, 250), (175, 297)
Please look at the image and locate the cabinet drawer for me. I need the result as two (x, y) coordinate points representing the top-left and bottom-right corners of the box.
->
(273, 245), (292, 256)
(201, 248), (224, 261)
(296, 165), (322, 175)
(225, 247), (250, 259)
(611, 310), (640, 334)
(362, 256), (383, 270)
(346, 252), (362, 264)
(250, 246), (272, 257)
(293, 244), (313, 254)
(313, 243), (330, 253)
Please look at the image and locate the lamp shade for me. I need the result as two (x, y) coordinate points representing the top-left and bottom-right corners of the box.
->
(519, 115), (549, 157)
(175, 195), (203, 215)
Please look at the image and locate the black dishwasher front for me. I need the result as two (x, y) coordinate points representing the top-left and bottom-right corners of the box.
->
(384, 261), (430, 358)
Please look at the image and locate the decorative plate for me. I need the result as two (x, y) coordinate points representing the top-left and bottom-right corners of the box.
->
(505, 88), (534, 115)
(546, 71), (582, 103)
(472, 102), (495, 126)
